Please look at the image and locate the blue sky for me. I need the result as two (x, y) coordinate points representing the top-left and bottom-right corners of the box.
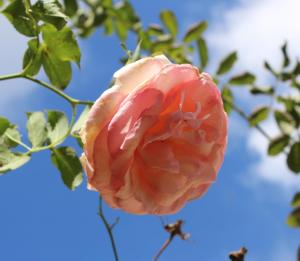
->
(0, 0), (300, 260)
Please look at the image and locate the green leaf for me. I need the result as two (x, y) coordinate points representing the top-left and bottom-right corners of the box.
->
(0, 150), (31, 174)
(63, 0), (78, 17)
(0, 117), (10, 136)
(216, 52), (237, 75)
(160, 10), (178, 38)
(71, 106), (90, 136)
(42, 24), (81, 65)
(248, 106), (269, 126)
(286, 207), (300, 227)
(183, 21), (207, 43)
(51, 146), (83, 190)
(221, 87), (233, 114)
(264, 61), (278, 77)
(23, 38), (42, 76)
(229, 72), (256, 85)
(115, 18), (128, 41)
(250, 86), (274, 95)
(292, 192), (300, 208)
(287, 142), (300, 173)
(103, 17), (114, 35)
(274, 110), (295, 134)
(151, 34), (173, 53)
(281, 42), (290, 68)
(47, 110), (69, 144)
(32, 0), (68, 30)
(147, 24), (164, 36)
(267, 135), (290, 156)
(2, 0), (37, 36)
(0, 126), (21, 148)
(197, 38), (208, 70)
(26, 112), (47, 147)
(42, 50), (72, 89)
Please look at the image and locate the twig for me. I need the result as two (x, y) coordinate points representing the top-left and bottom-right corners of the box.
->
(0, 72), (94, 106)
(153, 219), (189, 261)
(223, 95), (272, 141)
(98, 197), (119, 261)
(229, 247), (248, 261)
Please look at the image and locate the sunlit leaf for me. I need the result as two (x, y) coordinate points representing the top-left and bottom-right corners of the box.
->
(221, 87), (233, 114)
(0, 149), (31, 174)
(264, 61), (278, 78)
(229, 72), (256, 85)
(183, 21), (207, 43)
(32, 0), (68, 30)
(292, 192), (300, 208)
(197, 38), (208, 70)
(267, 135), (290, 156)
(286, 207), (300, 227)
(71, 106), (90, 136)
(42, 51), (72, 89)
(250, 86), (274, 95)
(42, 24), (81, 65)
(147, 24), (164, 36)
(248, 106), (269, 126)
(47, 110), (69, 144)
(216, 52), (237, 75)
(23, 38), (42, 76)
(26, 112), (47, 148)
(0, 117), (10, 136)
(0, 126), (21, 148)
(2, 0), (37, 36)
(160, 10), (177, 38)
(63, 0), (78, 17)
(274, 110), (295, 134)
(287, 142), (300, 173)
(151, 34), (172, 53)
(51, 146), (83, 190)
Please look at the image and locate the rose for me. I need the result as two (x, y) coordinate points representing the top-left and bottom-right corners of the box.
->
(80, 55), (228, 215)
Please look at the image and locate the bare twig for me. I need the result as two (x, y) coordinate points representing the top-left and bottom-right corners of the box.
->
(229, 247), (248, 261)
(153, 219), (189, 261)
(98, 197), (119, 261)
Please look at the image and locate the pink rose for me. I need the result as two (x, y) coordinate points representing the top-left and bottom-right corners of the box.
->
(80, 55), (227, 215)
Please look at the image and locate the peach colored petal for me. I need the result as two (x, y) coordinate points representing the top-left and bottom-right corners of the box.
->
(113, 55), (170, 94)
(80, 56), (228, 215)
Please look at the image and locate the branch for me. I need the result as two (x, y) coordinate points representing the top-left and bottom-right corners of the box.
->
(98, 197), (119, 261)
(0, 72), (94, 106)
(223, 95), (272, 141)
(229, 247), (248, 261)
(153, 219), (189, 261)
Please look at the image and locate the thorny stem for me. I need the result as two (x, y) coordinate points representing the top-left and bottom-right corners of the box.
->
(98, 197), (119, 261)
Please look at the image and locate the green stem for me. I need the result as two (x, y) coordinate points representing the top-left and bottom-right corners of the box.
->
(0, 73), (22, 81)
(0, 72), (94, 106)
(222, 95), (272, 141)
(5, 133), (31, 151)
(98, 197), (119, 261)
(23, 75), (94, 106)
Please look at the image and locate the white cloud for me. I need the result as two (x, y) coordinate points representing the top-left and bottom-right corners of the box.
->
(247, 120), (300, 191)
(207, 0), (300, 79)
(204, 0), (300, 190)
(0, 15), (36, 121)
